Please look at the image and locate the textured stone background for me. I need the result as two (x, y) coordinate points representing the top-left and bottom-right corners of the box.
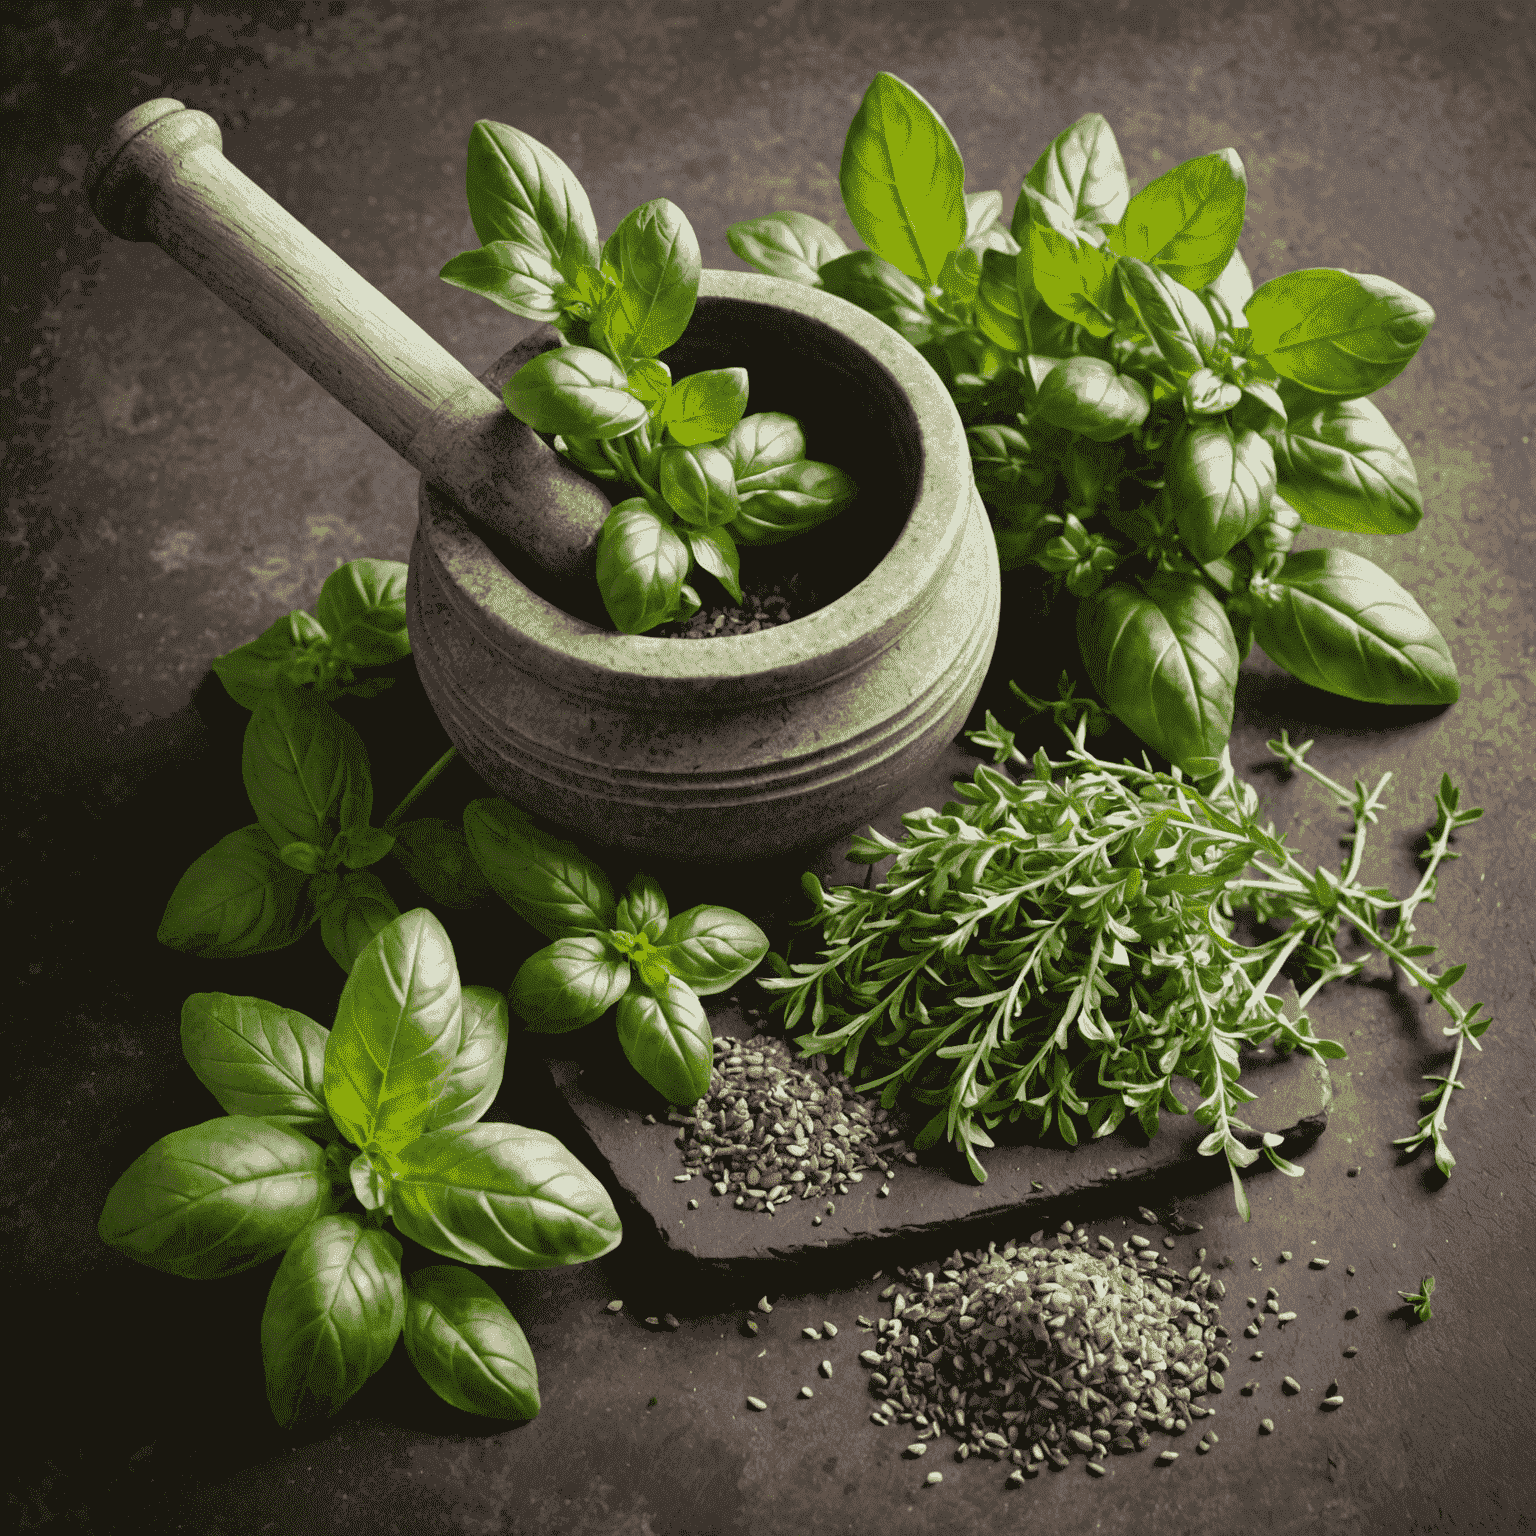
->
(2, 2), (1532, 1533)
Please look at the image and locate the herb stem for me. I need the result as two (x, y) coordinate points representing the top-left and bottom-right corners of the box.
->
(382, 747), (458, 832)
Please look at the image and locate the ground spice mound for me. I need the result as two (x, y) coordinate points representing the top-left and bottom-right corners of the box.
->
(651, 583), (802, 639)
(671, 1033), (907, 1213)
(860, 1225), (1229, 1470)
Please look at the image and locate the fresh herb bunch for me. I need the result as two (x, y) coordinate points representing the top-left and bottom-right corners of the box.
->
(1398, 1275), (1435, 1322)
(728, 72), (1456, 772)
(462, 800), (769, 1105)
(760, 706), (1487, 1217)
(440, 121), (857, 634)
(100, 908), (621, 1426)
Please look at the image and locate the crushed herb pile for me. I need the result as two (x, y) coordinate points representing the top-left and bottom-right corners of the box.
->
(651, 582), (805, 639)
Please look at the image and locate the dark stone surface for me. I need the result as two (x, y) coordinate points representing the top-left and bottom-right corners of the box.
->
(3, 4), (1533, 1535)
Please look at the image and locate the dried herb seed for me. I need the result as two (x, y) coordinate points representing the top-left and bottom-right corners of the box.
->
(747, 1396), (768, 1411)
(1259, 1418), (1274, 1434)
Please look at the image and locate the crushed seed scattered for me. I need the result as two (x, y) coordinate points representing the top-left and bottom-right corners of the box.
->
(1251, 1351), (1264, 1360)
(1279, 1251), (1292, 1262)
(652, 582), (805, 639)
(1276, 1311), (1298, 1324)
(687, 1199), (699, 1210)
(662, 1314), (680, 1331)
(1282, 1376), (1301, 1394)
(1087, 1462), (1106, 1476)
(1006, 1468), (1025, 1487)
(1343, 1346), (1358, 1358)
(1347, 1167), (1361, 1177)
(925, 1471), (943, 1485)
(1310, 1258), (1330, 1269)
(1157, 1450), (1179, 1465)
(747, 1396), (768, 1411)
(800, 1386), (814, 1399)
(803, 1327), (822, 1340)
(1259, 1418), (1275, 1434)
(1346, 1266), (1356, 1276)
(757, 1297), (774, 1314)
(823, 1322), (839, 1338)
(1322, 1396), (1344, 1410)
(606, 1300), (624, 1313)
(1138, 1207), (1159, 1223)
(1344, 1307), (1360, 1320)
(906, 1443), (927, 1458)
(820, 1360), (833, 1379)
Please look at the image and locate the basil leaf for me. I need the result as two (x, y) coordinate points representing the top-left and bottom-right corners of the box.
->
(180, 993), (332, 1135)
(732, 459), (858, 545)
(974, 247), (1031, 353)
(1014, 112), (1130, 240)
(461, 799), (616, 938)
(839, 72), (967, 286)
(502, 345), (648, 441)
(937, 245), (981, 308)
(1077, 575), (1239, 775)
(348, 1148), (391, 1212)
(319, 867), (402, 975)
(1113, 256), (1216, 377)
(424, 985), (509, 1135)
(656, 367), (749, 448)
(324, 908), (463, 1154)
(390, 1123), (623, 1269)
(158, 824), (315, 959)
(720, 412), (806, 481)
(1182, 368), (1242, 418)
(211, 608), (329, 711)
(554, 431), (624, 482)
(390, 817), (492, 910)
(655, 904), (769, 995)
(816, 251), (935, 347)
(1031, 356), (1150, 443)
(726, 210), (849, 285)
(1236, 547), (1459, 705)
(595, 501), (692, 633)
(1235, 379), (1286, 435)
(509, 935), (631, 1033)
(616, 980), (712, 1106)
(280, 840), (326, 876)
(658, 444), (740, 528)
(1205, 245), (1254, 316)
(438, 239), (564, 325)
(1106, 149), (1247, 292)
(992, 501), (1053, 570)
(313, 558), (410, 668)
(98, 1115), (337, 1279)
(404, 1265), (540, 1420)
(260, 1213), (404, 1428)
(595, 198), (702, 367)
(1244, 268), (1434, 399)
(1168, 419), (1277, 563)
(1025, 190), (1119, 336)
(614, 873), (669, 942)
(624, 362), (673, 431)
(465, 120), (600, 284)
(683, 524), (743, 604)
(1271, 390), (1423, 535)
(331, 823), (396, 871)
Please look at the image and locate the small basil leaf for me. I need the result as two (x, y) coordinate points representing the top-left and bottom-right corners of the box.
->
(260, 1213), (403, 1428)
(720, 412), (806, 481)
(1271, 391), (1423, 534)
(1013, 112), (1131, 242)
(1235, 380), (1286, 435)
(1106, 149), (1248, 292)
(179, 992), (332, 1135)
(461, 799), (616, 938)
(1168, 419), (1277, 563)
(211, 608), (329, 711)
(732, 460), (858, 545)
(438, 240), (564, 325)
(674, 582), (702, 623)
(1030, 356), (1150, 443)
(424, 985), (509, 1134)
(965, 189), (1005, 241)
(348, 1149), (392, 1213)
(389, 1124), (623, 1269)
(683, 524), (743, 604)
(280, 840), (326, 876)
(323, 908), (464, 1154)
(726, 210), (849, 285)
(974, 247), (1031, 353)
(839, 71), (967, 286)
(595, 501), (692, 633)
(158, 824), (315, 959)
(98, 1115), (338, 1279)
(314, 558), (411, 668)
(615, 980), (713, 1106)
(659, 443), (740, 529)
(816, 251), (935, 347)
(624, 357), (672, 415)
(509, 936), (631, 1033)
(319, 867), (402, 975)
(936, 244), (981, 308)
(1024, 191), (1119, 336)
(502, 345), (649, 441)
(595, 198), (702, 367)
(655, 904), (769, 995)
(1113, 256), (1216, 376)
(656, 367), (750, 447)
(554, 432), (624, 481)
(331, 823), (396, 871)
(614, 873), (670, 942)
(404, 1265), (540, 1420)
(389, 817), (492, 910)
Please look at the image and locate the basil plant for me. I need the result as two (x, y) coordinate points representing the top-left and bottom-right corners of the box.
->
(463, 800), (768, 1104)
(100, 908), (621, 1427)
(439, 120), (857, 633)
(729, 72), (1457, 774)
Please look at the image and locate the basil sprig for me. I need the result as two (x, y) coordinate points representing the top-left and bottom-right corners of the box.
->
(440, 122), (857, 633)
(728, 73), (1455, 773)
(463, 799), (768, 1105)
(100, 909), (620, 1426)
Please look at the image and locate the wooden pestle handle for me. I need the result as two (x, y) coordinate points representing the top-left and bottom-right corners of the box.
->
(83, 99), (608, 583)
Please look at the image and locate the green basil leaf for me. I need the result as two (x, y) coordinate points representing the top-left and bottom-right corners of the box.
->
(595, 198), (702, 367)
(1077, 574), (1239, 775)
(180, 993), (332, 1135)
(1106, 149), (1247, 292)
(720, 412), (806, 481)
(658, 443), (741, 526)
(965, 188), (1004, 240)
(1031, 356), (1150, 443)
(404, 1265), (540, 1420)
(1013, 112), (1130, 242)
(438, 240), (564, 325)
(461, 799), (616, 938)
(1113, 256), (1216, 376)
(509, 935), (631, 1033)
(260, 1213), (403, 1428)
(683, 524), (743, 604)
(554, 432), (624, 481)
(324, 908), (464, 1154)
(390, 1123), (622, 1269)
(936, 244), (981, 308)
(502, 345), (649, 441)
(595, 501), (692, 634)
(280, 840), (326, 875)
(615, 980), (712, 1106)
(320, 868), (402, 975)
(211, 608), (329, 711)
(839, 72), (967, 286)
(1271, 390), (1423, 534)
(726, 210), (849, 285)
(1236, 380), (1286, 435)
(1244, 268), (1434, 399)
(389, 818), (492, 910)
(1168, 419), (1277, 563)
(732, 459), (858, 545)
(465, 120), (600, 284)
(158, 824), (315, 959)
(816, 251), (935, 347)
(1025, 191), (1119, 336)
(974, 247), (1031, 353)
(1237, 547), (1459, 705)
(1204, 245), (1254, 316)
(1182, 368), (1242, 418)
(314, 558), (411, 668)
(348, 1149), (392, 1212)
(331, 823), (396, 871)
(424, 985), (509, 1134)
(655, 904), (769, 995)
(991, 501), (1053, 570)
(98, 1115), (337, 1279)
(614, 873), (669, 942)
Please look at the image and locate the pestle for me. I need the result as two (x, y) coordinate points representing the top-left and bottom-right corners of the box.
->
(83, 99), (611, 590)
